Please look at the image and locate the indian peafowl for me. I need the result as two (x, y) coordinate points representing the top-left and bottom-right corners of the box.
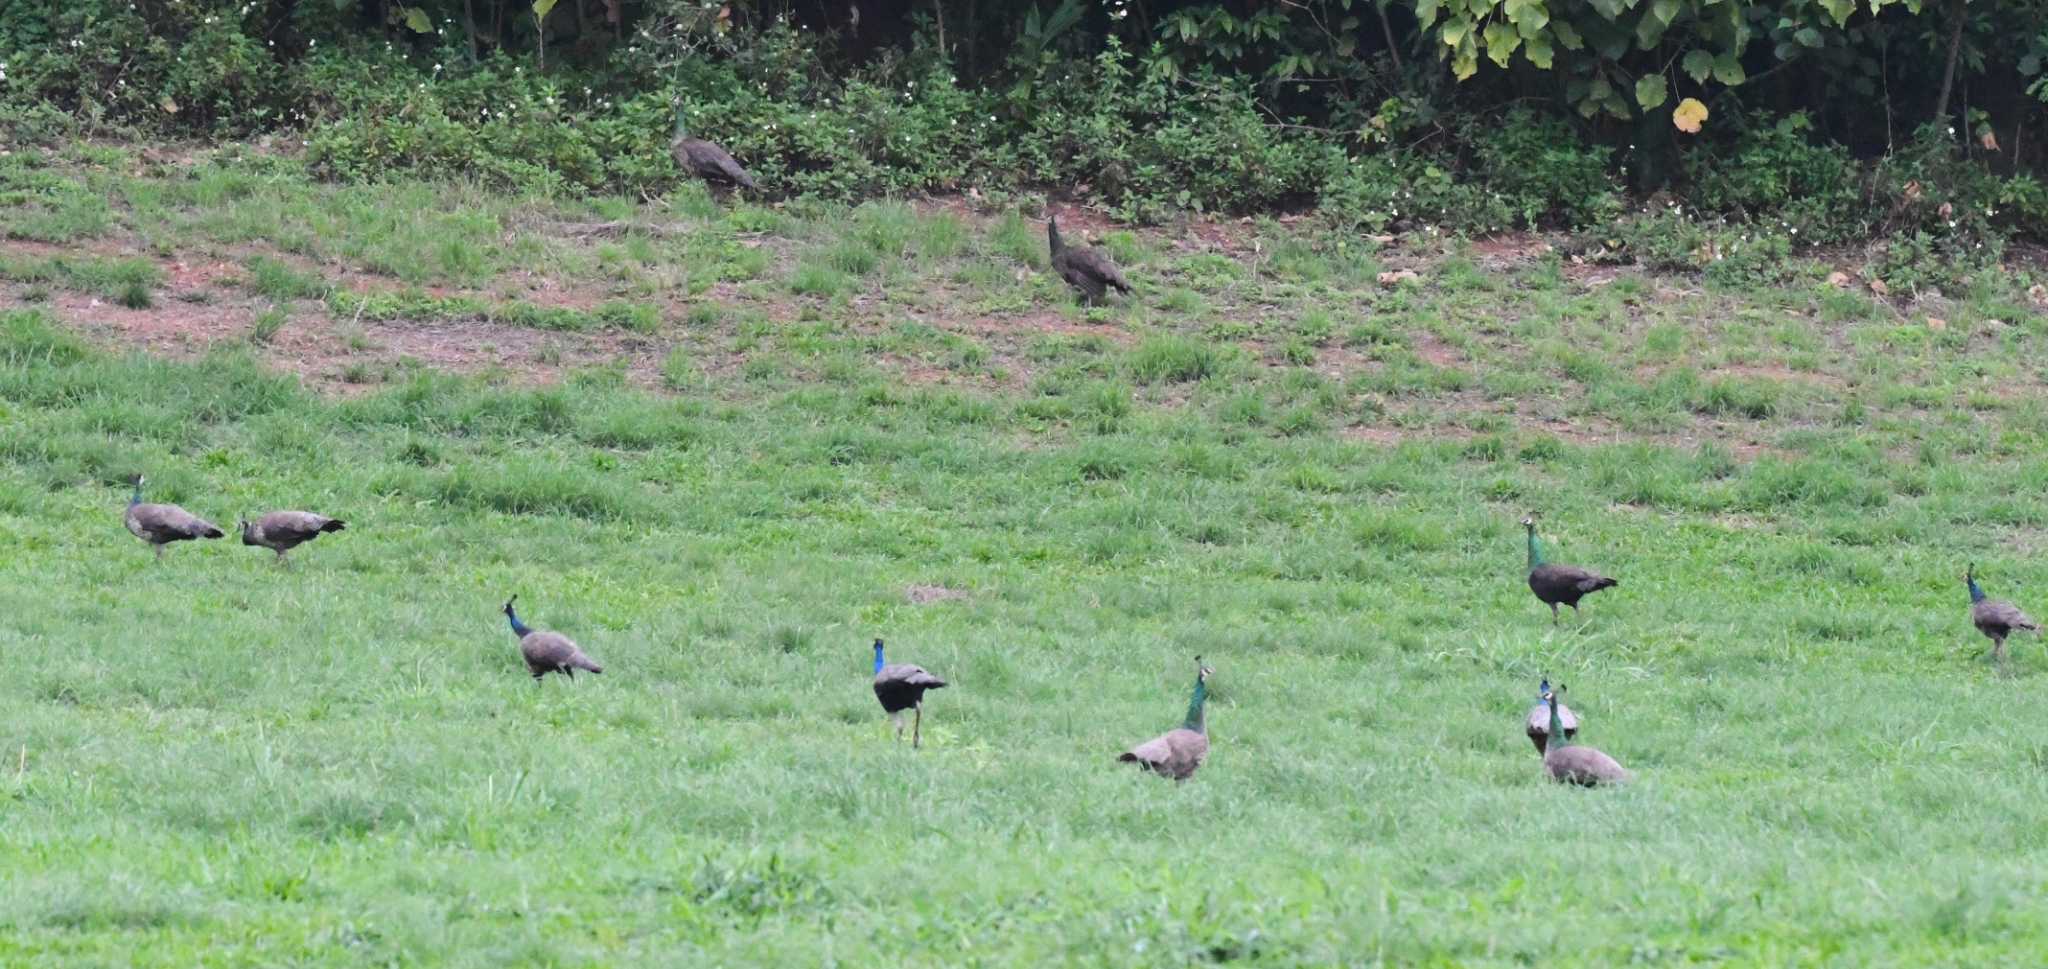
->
(124, 475), (223, 561)
(871, 638), (947, 748)
(1541, 685), (1629, 786)
(1524, 677), (1578, 754)
(502, 595), (604, 681)
(238, 510), (346, 567)
(1047, 216), (1132, 305)
(1967, 564), (2038, 670)
(670, 108), (758, 192)
(1118, 657), (1214, 782)
(1523, 515), (1617, 623)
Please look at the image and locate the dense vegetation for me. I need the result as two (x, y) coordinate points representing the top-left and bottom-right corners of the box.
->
(3, 0), (2047, 264)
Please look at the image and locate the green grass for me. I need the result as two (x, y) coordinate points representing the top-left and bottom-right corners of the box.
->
(6, 150), (2048, 964)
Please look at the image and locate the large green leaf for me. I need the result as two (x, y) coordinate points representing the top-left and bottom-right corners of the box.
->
(1483, 20), (1522, 67)
(1651, 0), (1680, 26)
(534, 0), (559, 21)
(1635, 73), (1669, 109)
(1415, 0), (1442, 26)
(1712, 49), (1746, 85)
(401, 5), (433, 32)
(1634, 15), (1666, 50)
(1682, 48), (1715, 82)
(1523, 29), (1555, 67)
(1550, 20), (1584, 49)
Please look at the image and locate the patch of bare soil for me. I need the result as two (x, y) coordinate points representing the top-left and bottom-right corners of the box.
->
(905, 584), (970, 605)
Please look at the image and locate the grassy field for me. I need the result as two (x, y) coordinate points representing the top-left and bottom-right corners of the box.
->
(6, 142), (2048, 965)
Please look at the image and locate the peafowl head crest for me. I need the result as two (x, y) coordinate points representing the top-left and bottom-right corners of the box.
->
(1537, 677), (1551, 700)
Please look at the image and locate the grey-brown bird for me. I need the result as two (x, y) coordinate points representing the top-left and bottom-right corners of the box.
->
(1048, 216), (1132, 304)
(1525, 676), (1578, 754)
(1523, 515), (1617, 623)
(871, 638), (947, 748)
(1967, 563), (2038, 670)
(502, 595), (604, 681)
(1118, 657), (1214, 781)
(239, 510), (346, 567)
(124, 475), (223, 561)
(671, 108), (758, 192)
(1540, 685), (1628, 786)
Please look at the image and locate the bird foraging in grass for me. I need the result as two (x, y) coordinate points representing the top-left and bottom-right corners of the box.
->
(503, 595), (604, 682)
(871, 638), (947, 749)
(1541, 685), (1628, 786)
(1525, 677), (1578, 754)
(1523, 515), (1617, 623)
(123, 474), (223, 562)
(1047, 216), (1132, 305)
(239, 510), (346, 567)
(1119, 657), (1214, 782)
(670, 107), (758, 193)
(1967, 563), (2037, 671)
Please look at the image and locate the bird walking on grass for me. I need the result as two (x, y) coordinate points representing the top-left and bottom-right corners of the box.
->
(239, 510), (346, 567)
(124, 474), (223, 562)
(1967, 563), (2038, 671)
(1048, 216), (1132, 305)
(670, 107), (758, 193)
(871, 638), (947, 749)
(1523, 515), (1617, 623)
(1525, 677), (1578, 754)
(1119, 657), (1214, 782)
(1540, 685), (1628, 786)
(503, 595), (604, 682)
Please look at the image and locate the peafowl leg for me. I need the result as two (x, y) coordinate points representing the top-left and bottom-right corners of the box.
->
(912, 703), (923, 750)
(154, 544), (165, 563)
(888, 710), (904, 742)
(1549, 603), (1560, 623)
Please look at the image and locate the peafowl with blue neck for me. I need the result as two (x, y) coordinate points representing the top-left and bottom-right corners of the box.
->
(502, 595), (604, 682)
(871, 639), (947, 748)
(1119, 658), (1214, 782)
(1966, 564), (2038, 671)
(1522, 515), (1617, 623)
(1524, 677), (1578, 754)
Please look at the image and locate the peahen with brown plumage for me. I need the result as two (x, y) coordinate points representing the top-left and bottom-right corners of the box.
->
(1967, 563), (2038, 670)
(1118, 657), (1213, 782)
(502, 595), (604, 682)
(1540, 685), (1629, 786)
(1524, 677), (1578, 754)
(1523, 515), (1617, 623)
(123, 475), (223, 561)
(1048, 216), (1131, 304)
(871, 638), (947, 748)
(239, 510), (346, 567)
(670, 108), (758, 192)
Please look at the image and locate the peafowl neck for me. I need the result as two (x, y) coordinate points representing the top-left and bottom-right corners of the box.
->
(1968, 577), (1986, 604)
(129, 483), (142, 507)
(1526, 529), (1545, 569)
(1047, 220), (1065, 256)
(873, 641), (885, 674)
(1182, 676), (1208, 733)
(506, 609), (530, 637)
(1546, 695), (1570, 749)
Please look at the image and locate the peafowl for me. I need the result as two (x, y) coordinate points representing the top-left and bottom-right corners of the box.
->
(124, 475), (223, 561)
(1523, 516), (1617, 623)
(871, 638), (947, 748)
(670, 108), (758, 192)
(502, 595), (604, 681)
(1047, 216), (1132, 305)
(239, 510), (346, 567)
(1541, 685), (1628, 786)
(1967, 564), (2038, 670)
(1524, 677), (1578, 754)
(1119, 657), (1213, 782)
